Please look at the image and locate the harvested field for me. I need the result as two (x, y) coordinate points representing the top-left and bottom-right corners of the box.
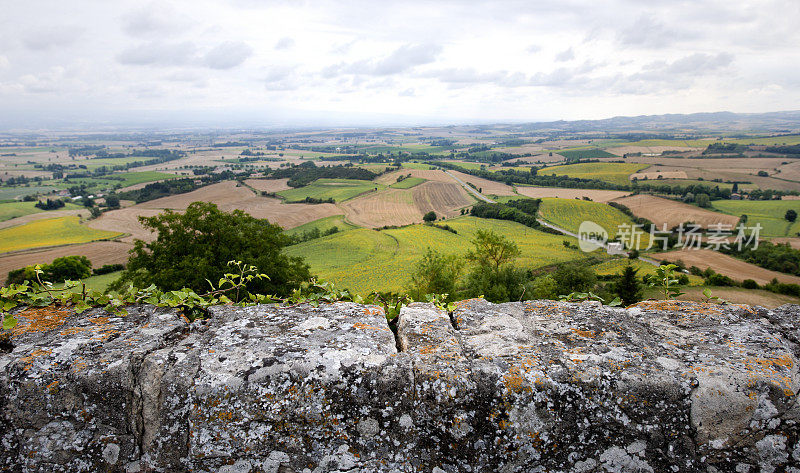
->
(630, 171), (688, 180)
(225, 198), (340, 229)
(0, 241), (132, 283)
(244, 178), (291, 193)
(612, 194), (739, 229)
(494, 145), (545, 155)
(515, 186), (629, 203)
(775, 161), (800, 182)
(137, 181), (255, 210)
(340, 189), (422, 228)
(412, 181), (472, 216)
(650, 248), (800, 286)
(88, 208), (163, 242)
(446, 170), (515, 196)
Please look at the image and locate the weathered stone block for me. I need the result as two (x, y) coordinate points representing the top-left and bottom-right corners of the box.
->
(1, 300), (799, 472)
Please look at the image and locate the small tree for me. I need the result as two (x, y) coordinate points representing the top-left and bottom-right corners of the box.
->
(423, 211), (437, 222)
(407, 248), (463, 300)
(613, 264), (642, 306)
(786, 209), (797, 222)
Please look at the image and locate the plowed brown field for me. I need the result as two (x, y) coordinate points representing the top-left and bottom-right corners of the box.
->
(612, 194), (739, 229)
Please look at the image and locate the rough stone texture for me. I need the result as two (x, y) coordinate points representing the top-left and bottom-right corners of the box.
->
(1, 300), (800, 472)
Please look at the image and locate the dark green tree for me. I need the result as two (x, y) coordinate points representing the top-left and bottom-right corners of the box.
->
(112, 202), (310, 296)
(423, 211), (437, 222)
(551, 262), (597, 296)
(613, 264), (642, 306)
(786, 209), (797, 222)
(46, 255), (92, 282)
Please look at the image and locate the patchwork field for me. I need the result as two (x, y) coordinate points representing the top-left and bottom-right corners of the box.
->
(537, 198), (648, 247)
(243, 178), (292, 193)
(515, 186), (629, 203)
(285, 216), (584, 294)
(0, 241), (131, 281)
(446, 170), (516, 196)
(711, 199), (800, 237)
(540, 162), (647, 186)
(389, 177), (426, 189)
(612, 194), (739, 229)
(0, 216), (124, 254)
(0, 201), (83, 222)
(651, 248), (800, 286)
(277, 179), (382, 202)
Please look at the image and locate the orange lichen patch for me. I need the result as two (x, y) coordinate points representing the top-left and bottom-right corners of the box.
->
(352, 322), (390, 332)
(46, 380), (59, 394)
(363, 307), (384, 317)
(88, 316), (109, 325)
(12, 307), (72, 337)
(742, 354), (796, 395)
(570, 328), (597, 339)
(71, 357), (88, 373)
(19, 348), (52, 371)
(60, 326), (88, 336)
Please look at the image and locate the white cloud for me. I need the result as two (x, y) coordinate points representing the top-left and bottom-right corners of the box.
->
(555, 47), (575, 62)
(22, 26), (83, 51)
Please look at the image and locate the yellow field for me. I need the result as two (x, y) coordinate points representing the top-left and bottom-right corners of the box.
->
(0, 216), (123, 254)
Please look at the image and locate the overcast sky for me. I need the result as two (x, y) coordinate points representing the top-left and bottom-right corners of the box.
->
(1, 0), (798, 128)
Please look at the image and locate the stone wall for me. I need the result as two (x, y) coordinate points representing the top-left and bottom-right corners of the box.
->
(1, 299), (799, 472)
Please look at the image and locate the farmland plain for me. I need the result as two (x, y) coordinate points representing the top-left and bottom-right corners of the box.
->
(0, 216), (123, 254)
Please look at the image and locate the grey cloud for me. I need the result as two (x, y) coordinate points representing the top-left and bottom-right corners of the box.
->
(325, 43), (442, 77)
(618, 15), (698, 49)
(264, 67), (298, 91)
(117, 41), (197, 66)
(117, 41), (252, 69)
(555, 47), (574, 62)
(274, 37), (295, 50)
(203, 41), (253, 69)
(664, 52), (733, 74)
(122, 6), (182, 37)
(22, 27), (82, 51)
(526, 44), (541, 53)
(18, 67), (66, 93)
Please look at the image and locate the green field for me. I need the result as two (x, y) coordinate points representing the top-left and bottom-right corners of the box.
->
(712, 199), (800, 237)
(284, 215), (357, 236)
(285, 216), (585, 295)
(277, 179), (383, 202)
(555, 149), (617, 161)
(54, 271), (122, 293)
(0, 201), (83, 222)
(0, 186), (58, 200)
(541, 162), (646, 186)
(447, 161), (485, 170)
(389, 177), (426, 189)
(0, 216), (123, 253)
(538, 198), (649, 248)
(402, 162), (437, 170)
(591, 258), (704, 285)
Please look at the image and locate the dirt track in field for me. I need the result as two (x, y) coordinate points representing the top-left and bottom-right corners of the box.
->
(445, 170), (516, 196)
(651, 248), (800, 286)
(612, 194), (739, 229)
(340, 180), (472, 228)
(516, 187), (629, 203)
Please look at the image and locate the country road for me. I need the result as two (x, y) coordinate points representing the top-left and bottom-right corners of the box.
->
(444, 168), (658, 267)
